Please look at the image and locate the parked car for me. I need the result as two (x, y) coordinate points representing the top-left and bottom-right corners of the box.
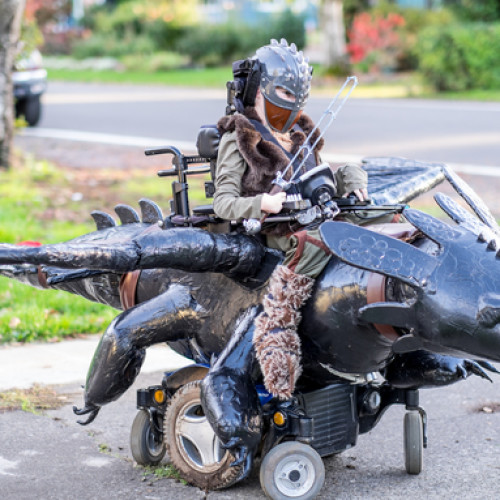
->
(13, 49), (47, 127)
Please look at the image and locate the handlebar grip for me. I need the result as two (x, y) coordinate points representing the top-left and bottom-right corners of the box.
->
(157, 169), (177, 177)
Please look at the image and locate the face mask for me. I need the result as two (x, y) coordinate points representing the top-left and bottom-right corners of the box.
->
(264, 99), (303, 133)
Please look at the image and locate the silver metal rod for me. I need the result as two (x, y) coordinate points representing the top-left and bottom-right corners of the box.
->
(280, 76), (358, 182)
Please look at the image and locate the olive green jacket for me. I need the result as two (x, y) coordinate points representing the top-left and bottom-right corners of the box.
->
(213, 129), (368, 222)
(213, 125), (370, 278)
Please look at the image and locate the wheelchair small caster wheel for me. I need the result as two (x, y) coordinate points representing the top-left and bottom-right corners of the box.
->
(404, 411), (423, 475)
(130, 409), (166, 465)
(260, 441), (325, 500)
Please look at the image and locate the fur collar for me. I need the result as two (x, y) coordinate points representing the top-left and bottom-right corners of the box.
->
(217, 109), (324, 236)
(217, 109), (324, 198)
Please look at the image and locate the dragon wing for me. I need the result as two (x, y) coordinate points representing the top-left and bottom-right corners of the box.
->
(363, 156), (445, 205)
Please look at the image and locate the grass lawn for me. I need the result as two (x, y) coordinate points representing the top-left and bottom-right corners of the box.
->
(0, 152), (208, 344)
(46, 64), (500, 101)
(47, 66), (232, 88)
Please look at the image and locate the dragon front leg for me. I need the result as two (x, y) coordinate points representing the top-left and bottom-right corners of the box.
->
(200, 306), (263, 482)
(383, 350), (500, 389)
(74, 283), (205, 424)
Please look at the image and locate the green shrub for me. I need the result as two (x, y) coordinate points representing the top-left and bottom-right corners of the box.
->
(416, 23), (500, 91)
(367, 2), (456, 70)
(77, 0), (197, 56)
(445, 0), (500, 22)
(72, 33), (157, 59)
(121, 51), (190, 72)
(176, 9), (306, 67)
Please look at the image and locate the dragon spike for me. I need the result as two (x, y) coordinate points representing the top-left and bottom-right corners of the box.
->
(488, 239), (498, 251)
(114, 204), (140, 225)
(434, 193), (491, 237)
(403, 208), (463, 245)
(443, 165), (499, 234)
(139, 199), (163, 224)
(91, 211), (116, 230)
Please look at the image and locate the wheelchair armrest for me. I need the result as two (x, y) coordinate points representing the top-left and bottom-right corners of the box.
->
(192, 204), (216, 216)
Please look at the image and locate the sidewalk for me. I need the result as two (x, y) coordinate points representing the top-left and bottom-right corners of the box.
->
(0, 335), (191, 391)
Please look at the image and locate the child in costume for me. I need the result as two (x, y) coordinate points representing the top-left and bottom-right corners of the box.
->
(213, 39), (368, 399)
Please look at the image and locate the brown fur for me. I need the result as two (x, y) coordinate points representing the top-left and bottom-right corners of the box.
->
(217, 109), (324, 199)
(253, 265), (314, 399)
(217, 109), (324, 236)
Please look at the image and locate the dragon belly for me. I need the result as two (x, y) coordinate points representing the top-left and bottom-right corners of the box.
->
(136, 268), (265, 360)
(301, 257), (394, 376)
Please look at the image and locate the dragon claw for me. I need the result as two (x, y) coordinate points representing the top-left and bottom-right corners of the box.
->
(464, 360), (495, 383)
(73, 404), (100, 425)
(220, 437), (254, 480)
(477, 360), (500, 374)
(229, 445), (253, 482)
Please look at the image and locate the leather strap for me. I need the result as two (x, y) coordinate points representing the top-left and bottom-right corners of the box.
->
(119, 270), (141, 310)
(287, 230), (331, 272)
(249, 119), (317, 174)
(37, 267), (49, 289)
(366, 272), (399, 341)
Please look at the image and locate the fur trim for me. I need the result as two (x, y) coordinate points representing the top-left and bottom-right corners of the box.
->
(217, 110), (324, 237)
(253, 265), (314, 399)
(257, 335), (301, 400)
(217, 111), (323, 199)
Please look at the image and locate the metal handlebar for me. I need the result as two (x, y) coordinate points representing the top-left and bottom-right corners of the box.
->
(276, 76), (358, 187)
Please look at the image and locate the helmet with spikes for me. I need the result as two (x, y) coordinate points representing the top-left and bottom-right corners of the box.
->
(254, 38), (313, 133)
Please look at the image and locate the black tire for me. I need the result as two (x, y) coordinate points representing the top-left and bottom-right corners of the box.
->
(164, 380), (242, 490)
(130, 409), (166, 466)
(24, 95), (41, 127)
(404, 411), (423, 475)
(15, 98), (26, 119)
(260, 441), (325, 500)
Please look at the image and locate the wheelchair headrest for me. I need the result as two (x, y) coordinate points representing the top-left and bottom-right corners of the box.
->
(196, 125), (220, 160)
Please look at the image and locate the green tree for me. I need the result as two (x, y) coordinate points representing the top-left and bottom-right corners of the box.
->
(444, 0), (500, 21)
(0, 0), (26, 169)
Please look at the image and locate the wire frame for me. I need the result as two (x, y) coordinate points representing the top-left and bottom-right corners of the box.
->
(279, 76), (358, 183)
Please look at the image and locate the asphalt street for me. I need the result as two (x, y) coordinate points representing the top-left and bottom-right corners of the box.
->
(3, 82), (500, 499)
(1, 367), (500, 499)
(35, 81), (500, 168)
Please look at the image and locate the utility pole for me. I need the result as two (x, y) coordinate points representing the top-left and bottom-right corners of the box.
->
(321, 0), (348, 70)
(72, 0), (84, 23)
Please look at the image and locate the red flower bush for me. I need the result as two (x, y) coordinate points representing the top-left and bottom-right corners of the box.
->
(347, 12), (406, 72)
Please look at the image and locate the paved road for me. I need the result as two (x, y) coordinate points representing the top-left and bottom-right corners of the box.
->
(5, 81), (500, 498)
(37, 81), (500, 168)
(1, 369), (500, 499)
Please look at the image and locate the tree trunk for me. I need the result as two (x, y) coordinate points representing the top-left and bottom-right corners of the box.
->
(0, 0), (26, 169)
(321, 0), (348, 69)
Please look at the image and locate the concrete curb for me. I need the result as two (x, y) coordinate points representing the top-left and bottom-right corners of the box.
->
(0, 336), (190, 391)
(20, 127), (500, 177)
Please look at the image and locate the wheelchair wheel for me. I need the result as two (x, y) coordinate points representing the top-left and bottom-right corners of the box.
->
(164, 380), (241, 490)
(404, 411), (423, 475)
(130, 409), (166, 465)
(260, 441), (325, 500)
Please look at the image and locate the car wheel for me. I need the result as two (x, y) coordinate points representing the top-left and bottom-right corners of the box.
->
(24, 95), (41, 127)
